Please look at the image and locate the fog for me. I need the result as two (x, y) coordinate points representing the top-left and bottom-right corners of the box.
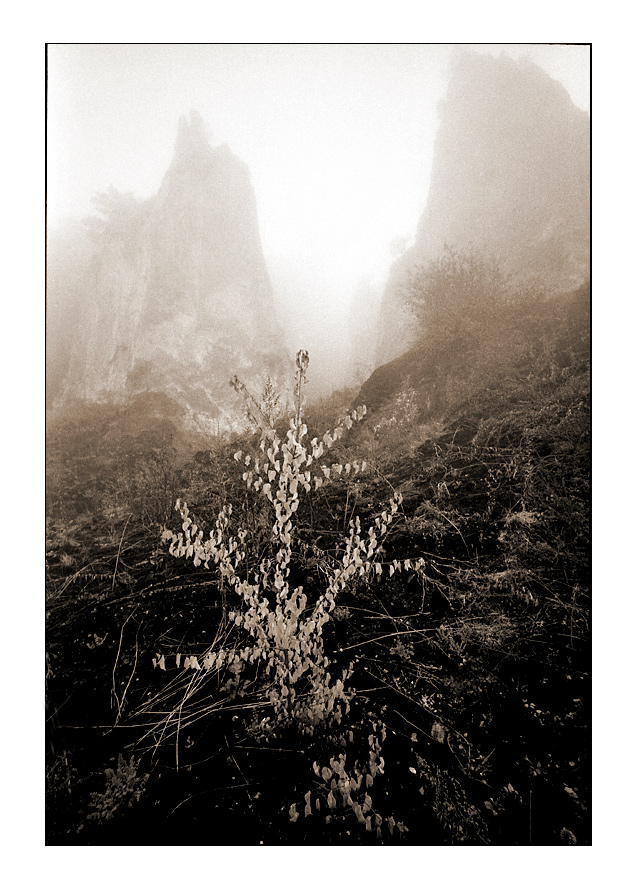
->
(47, 43), (589, 394)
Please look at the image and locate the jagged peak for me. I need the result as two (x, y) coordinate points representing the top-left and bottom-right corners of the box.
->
(166, 111), (248, 182)
(446, 49), (579, 115)
(171, 109), (213, 166)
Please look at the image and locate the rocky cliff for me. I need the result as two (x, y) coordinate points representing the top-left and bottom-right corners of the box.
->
(375, 51), (590, 365)
(47, 111), (287, 432)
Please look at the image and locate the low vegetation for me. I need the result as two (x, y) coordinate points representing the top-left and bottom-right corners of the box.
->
(46, 256), (589, 845)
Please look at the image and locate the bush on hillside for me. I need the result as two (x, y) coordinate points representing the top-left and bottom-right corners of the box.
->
(397, 247), (587, 415)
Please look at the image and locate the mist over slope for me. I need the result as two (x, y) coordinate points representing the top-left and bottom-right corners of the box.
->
(47, 111), (288, 433)
(374, 51), (590, 366)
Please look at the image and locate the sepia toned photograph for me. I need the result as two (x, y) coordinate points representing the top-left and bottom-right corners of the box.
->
(45, 43), (590, 846)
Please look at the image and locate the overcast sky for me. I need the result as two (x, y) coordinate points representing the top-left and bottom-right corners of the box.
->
(46, 43), (590, 383)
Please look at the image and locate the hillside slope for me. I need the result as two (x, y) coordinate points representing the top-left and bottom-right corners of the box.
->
(46, 286), (589, 844)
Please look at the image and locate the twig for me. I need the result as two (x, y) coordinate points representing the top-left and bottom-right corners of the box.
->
(111, 607), (138, 716)
(233, 745), (307, 753)
(479, 747), (496, 768)
(394, 709), (433, 741)
(45, 693), (72, 724)
(339, 628), (433, 653)
(176, 673), (198, 770)
(226, 736), (254, 806)
(111, 513), (132, 595)
(342, 605), (427, 620)
(115, 623), (141, 725)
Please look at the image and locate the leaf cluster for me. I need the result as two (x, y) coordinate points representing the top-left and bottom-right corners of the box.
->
(87, 754), (149, 823)
(288, 721), (408, 840)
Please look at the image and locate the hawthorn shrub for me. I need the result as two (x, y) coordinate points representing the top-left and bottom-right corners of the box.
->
(159, 351), (425, 735)
(402, 247), (559, 414)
